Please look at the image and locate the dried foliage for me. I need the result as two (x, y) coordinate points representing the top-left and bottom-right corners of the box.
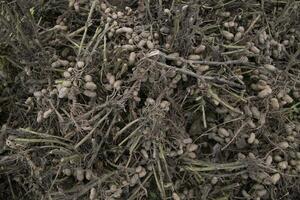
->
(0, 0), (300, 200)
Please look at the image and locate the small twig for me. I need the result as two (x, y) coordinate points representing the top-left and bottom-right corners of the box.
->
(47, 166), (61, 193)
(145, 50), (246, 89)
(6, 174), (16, 200)
(221, 48), (247, 55)
(60, 154), (81, 163)
(113, 118), (143, 141)
(207, 87), (244, 114)
(152, 163), (164, 197)
(13, 138), (71, 148)
(84, 26), (103, 58)
(146, 50), (248, 66)
(127, 172), (153, 200)
(90, 23), (111, 58)
(210, 183), (240, 195)
(4, 56), (23, 70)
(17, 128), (72, 142)
(75, 109), (111, 149)
(88, 115), (117, 168)
(152, 60), (245, 89)
(125, 134), (142, 167)
(80, 102), (110, 120)
(103, 34), (107, 62)
(218, 86), (247, 103)
(39, 26), (59, 35)
(184, 59), (247, 66)
(118, 125), (143, 146)
(202, 105), (207, 129)
(221, 122), (247, 151)
(159, 143), (175, 191)
(48, 100), (64, 123)
(89, 109), (107, 123)
(144, 0), (153, 21)
(55, 171), (117, 199)
(78, 0), (97, 57)
(155, 146), (167, 200)
(244, 15), (261, 35)
(183, 162), (246, 172)
(68, 26), (86, 38)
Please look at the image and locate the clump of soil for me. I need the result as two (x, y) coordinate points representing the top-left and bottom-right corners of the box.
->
(0, 0), (299, 199)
